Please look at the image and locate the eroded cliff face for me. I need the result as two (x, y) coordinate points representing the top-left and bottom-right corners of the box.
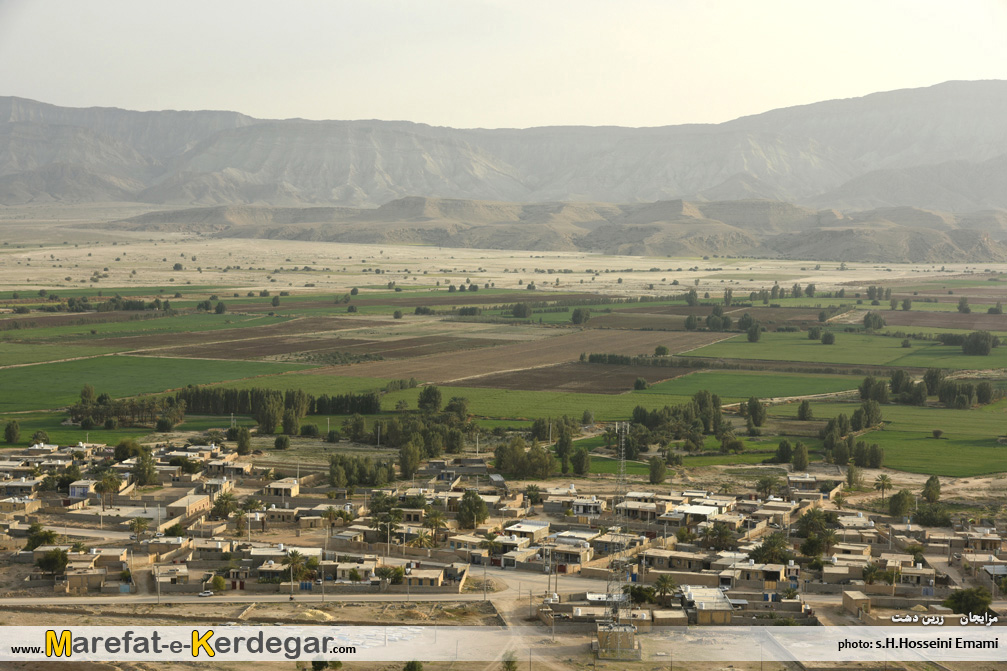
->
(6, 81), (1007, 261)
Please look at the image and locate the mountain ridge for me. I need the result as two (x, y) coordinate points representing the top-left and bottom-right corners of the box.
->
(104, 196), (1007, 263)
(6, 81), (1007, 261)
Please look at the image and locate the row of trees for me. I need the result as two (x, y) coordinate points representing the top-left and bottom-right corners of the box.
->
(173, 386), (382, 419)
(68, 385), (186, 429)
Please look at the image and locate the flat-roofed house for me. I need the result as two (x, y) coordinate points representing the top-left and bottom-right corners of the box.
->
(264, 478), (300, 498)
(505, 520), (550, 542)
(166, 494), (211, 519)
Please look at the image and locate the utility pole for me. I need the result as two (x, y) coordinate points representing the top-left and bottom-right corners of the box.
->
(483, 560), (487, 601)
(155, 565), (160, 605)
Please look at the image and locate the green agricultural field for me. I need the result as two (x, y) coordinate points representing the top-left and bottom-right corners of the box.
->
(586, 455), (650, 476)
(637, 370), (860, 399)
(768, 400), (1007, 476)
(0, 342), (121, 366)
(680, 330), (946, 366)
(176, 415), (256, 433)
(0, 313), (289, 343)
(215, 373), (395, 397)
(0, 356), (310, 412)
(380, 386), (693, 421)
(681, 450), (782, 467)
(0, 411), (149, 448)
(857, 431), (1007, 477)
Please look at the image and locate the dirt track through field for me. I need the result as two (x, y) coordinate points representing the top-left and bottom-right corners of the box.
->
(314, 329), (727, 383)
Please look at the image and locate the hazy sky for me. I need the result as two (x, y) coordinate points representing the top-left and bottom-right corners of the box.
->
(2, 0), (1006, 128)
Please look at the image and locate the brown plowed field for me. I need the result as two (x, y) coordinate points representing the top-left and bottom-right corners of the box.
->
(320, 329), (728, 383)
(591, 305), (827, 330)
(149, 334), (514, 361)
(87, 316), (386, 350)
(588, 312), (689, 330)
(0, 310), (146, 330)
(878, 310), (1007, 331)
(451, 362), (691, 394)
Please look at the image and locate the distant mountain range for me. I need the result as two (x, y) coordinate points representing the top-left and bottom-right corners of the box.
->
(4, 81), (1007, 261)
(107, 197), (1007, 263)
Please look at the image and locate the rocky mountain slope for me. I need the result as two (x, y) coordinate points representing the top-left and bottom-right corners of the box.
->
(3, 80), (1007, 211)
(108, 197), (1007, 263)
(5, 81), (1007, 261)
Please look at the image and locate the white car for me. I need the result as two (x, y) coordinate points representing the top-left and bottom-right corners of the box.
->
(154, 532), (165, 538)
(198, 590), (214, 597)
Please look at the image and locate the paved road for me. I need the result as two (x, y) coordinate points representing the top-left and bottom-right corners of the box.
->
(45, 526), (133, 541)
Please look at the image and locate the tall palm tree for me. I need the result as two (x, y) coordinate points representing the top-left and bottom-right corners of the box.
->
(212, 492), (237, 518)
(409, 531), (435, 549)
(96, 472), (122, 511)
(480, 533), (503, 556)
(833, 492), (847, 510)
(702, 522), (735, 551)
(820, 529), (837, 556)
(862, 563), (879, 585)
(128, 517), (148, 540)
(654, 574), (677, 600)
(423, 509), (446, 542)
(242, 498), (263, 512)
(234, 510), (247, 536)
(874, 474), (893, 502)
(286, 550), (306, 582)
(324, 506), (339, 529)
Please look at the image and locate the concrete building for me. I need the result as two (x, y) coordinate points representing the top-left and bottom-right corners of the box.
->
(264, 478), (300, 498)
(166, 494), (211, 519)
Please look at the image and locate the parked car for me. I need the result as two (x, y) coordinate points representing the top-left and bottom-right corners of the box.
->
(198, 590), (214, 597)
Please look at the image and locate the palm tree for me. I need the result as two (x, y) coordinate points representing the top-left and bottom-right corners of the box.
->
(286, 550), (306, 582)
(234, 510), (247, 536)
(749, 532), (794, 565)
(862, 563), (880, 585)
(654, 574), (677, 601)
(718, 483), (733, 495)
(128, 517), (148, 540)
(409, 531), (435, 549)
(480, 533), (503, 556)
(423, 509), (446, 542)
(324, 506), (339, 529)
(874, 474), (893, 502)
(798, 507), (828, 538)
(833, 492), (847, 510)
(242, 498), (263, 512)
(211, 492), (237, 518)
(96, 472), (122, 511)
(820, 529), (837, 556)
(702, 522), (735, 551)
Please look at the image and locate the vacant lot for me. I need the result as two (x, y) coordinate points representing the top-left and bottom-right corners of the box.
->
(451, 362), (690, 394)
(324, 329), (729, 383)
